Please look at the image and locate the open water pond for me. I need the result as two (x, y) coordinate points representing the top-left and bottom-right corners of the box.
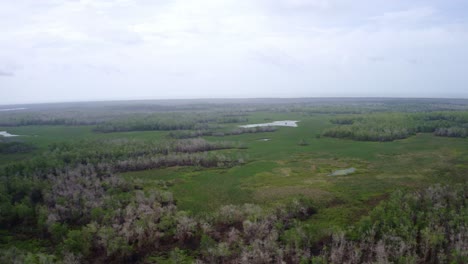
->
(0, 108), (27, 112)
(0, 131), (20, 137)
(329, 167), (356, 176)
(240, 120), (299, 128)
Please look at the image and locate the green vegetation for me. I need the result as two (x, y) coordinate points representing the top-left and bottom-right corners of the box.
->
(314, 184), (467, 263)
(323, 111), (468, 141)
(0, 140), (35, 154)
(168, 126), (277, 139)
(0, 98), (467, 263)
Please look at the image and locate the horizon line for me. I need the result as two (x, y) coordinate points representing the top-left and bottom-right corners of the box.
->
(2, 95), (468, 107)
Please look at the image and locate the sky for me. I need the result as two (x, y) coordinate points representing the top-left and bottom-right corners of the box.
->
(1, 0), (468, 105)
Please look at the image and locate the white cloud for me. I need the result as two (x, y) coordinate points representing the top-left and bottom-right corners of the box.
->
(369, 6), (437, 26)
(1, 0), (468, 104)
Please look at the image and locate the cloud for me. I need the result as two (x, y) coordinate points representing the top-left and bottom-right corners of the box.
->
(368, 56), (386, 63)
(369, 6), (437, 25)
(250, 48), (303, 71)
(1, 0), (468, 104)
(265, 0), (335, 11)
(0, 61), (20, 77)
(0, 70), (14, 77)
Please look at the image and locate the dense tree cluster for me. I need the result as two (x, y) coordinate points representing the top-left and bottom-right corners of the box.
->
(323, 125), (413, 142)
(0, 113), (105, 126)
(92, 114), (251, 133)
(168, 126), (277, 139)
(2, 138), (243, 177)
(0, 107), (250, 135)
(0, 164), (317, 263)
(195, 200), (317, 263)
(2, 174), (465, 263)
(329, 117), (356, 125)
(0, 141), (35, 154)
(168, 130), (212, 139)
(216, 116), (249, 124)
(324, 111), (468, 141)
(313, 184), (467, 263)
(214, 126), (278, 136)
(296, 99), (468, 115)
(94, 120), (204, 133)
(434, 127), (468, 138)
(112, 152), (245, 172)
(1, 165), (178, 262)
(93, 117), (209, 132)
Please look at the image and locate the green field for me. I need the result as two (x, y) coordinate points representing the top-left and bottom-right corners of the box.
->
(3, 111), (467, 222)
(119, 114), (467, 223)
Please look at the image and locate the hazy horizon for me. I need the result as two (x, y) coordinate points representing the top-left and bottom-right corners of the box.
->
(3, 94), (468, 107)
(2, 0), (468, 105)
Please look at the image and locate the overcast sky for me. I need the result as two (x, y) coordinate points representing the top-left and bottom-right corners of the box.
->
(1, 0), (468, 105)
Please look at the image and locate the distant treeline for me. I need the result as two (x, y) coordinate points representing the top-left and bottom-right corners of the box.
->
(3, 99), (468, 130)
(0, 110), (249, 131)
(93, 114), (250, 133)
(0, 112), (110, 126)
(94, 118), (206, 132)
(323, 111), (468, 141)
(284, 101), (468, 115)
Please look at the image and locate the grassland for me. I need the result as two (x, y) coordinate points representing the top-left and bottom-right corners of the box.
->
(120, 113), (468, 228)
(0, 109), (468, 220)
(3, 111), (467, 225)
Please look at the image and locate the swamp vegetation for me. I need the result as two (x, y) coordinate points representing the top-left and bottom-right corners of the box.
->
(0, 98), (467, 263)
